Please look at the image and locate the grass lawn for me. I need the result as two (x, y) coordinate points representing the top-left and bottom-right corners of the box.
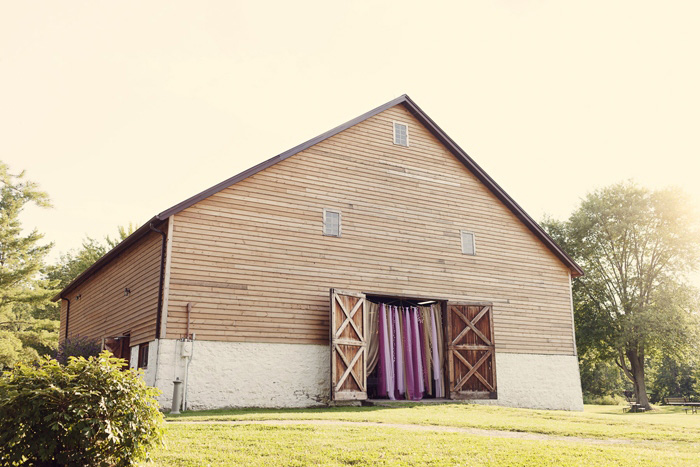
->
(150, 404), (700, 466)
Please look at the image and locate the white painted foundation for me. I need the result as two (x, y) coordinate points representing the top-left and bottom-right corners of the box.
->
(148, 340), (582, 411)
(476, 352), (584, 411)
(129, 341), (160, 387)
(153, 339), (330, 410)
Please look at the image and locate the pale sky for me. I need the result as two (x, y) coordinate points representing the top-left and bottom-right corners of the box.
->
(2, 1), (699, 263)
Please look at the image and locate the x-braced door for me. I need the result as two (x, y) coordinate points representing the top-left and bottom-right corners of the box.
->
(446, 303), (497, 399)
(330, 289), (367, 401)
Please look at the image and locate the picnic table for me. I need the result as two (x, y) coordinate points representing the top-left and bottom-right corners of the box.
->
(665, 397), (699, 414)
(623, 391), (649, 413)
(625, 403), (646, 413)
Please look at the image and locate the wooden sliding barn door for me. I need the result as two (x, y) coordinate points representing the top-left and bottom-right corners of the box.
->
(446, 303), (497, 399)
(330, 289), (367, 401)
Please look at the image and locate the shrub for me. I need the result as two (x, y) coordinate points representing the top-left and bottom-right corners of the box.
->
(54, 335), (102, 365)
(582, 394), (628, 405)
(0, 351), (164, 466)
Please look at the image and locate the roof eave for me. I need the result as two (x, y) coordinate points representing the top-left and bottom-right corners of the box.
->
(156, 95), (410, 220)
(53, 93), (583, 301)
(51, 216), (166, 301)
(400, 96), (584, 278)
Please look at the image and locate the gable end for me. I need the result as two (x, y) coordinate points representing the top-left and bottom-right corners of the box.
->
(54, 94), (582, 301)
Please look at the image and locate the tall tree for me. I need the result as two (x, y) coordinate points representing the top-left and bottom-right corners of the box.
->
(544, 182), (700, 409)
(46, 223), (137, 290)
(0, 162), (58, 368)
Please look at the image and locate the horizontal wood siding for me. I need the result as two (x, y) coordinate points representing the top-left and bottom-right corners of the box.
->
(61, 228), (164, 346)
(166, 105), (576, 355)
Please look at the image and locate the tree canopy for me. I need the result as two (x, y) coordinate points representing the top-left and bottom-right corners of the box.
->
(0, 162), (58, 369)
(544, 182), (700, 408)
(0, 160), (137, 369)
(45, 223), (136, 290)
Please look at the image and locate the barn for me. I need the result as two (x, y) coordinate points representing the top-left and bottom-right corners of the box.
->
(54, 95), (584, 411)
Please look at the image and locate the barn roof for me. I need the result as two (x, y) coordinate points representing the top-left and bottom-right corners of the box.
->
(53, 94), (583, 301)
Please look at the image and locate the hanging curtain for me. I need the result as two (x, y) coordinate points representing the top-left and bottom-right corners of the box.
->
(377, 303), (395, 400)
(375, 302), (446, 401)
(366, 301), (380, 374)
(437, 305), (447, 398)
(419, 306), (432, 395)
(393, 306), (405, 398)
(430, 305), (445, 398)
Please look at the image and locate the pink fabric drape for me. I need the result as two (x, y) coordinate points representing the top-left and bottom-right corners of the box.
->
(375, 303), (444, 401)
(393, 306), (405, 397)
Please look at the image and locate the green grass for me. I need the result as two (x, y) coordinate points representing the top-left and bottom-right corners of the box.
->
(150, 404), (700, 466)
(165, 403), (700, 442)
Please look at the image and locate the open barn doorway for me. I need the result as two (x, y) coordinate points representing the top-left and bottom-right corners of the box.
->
(364, 293), (448, 402)
(329, 289), (497, 403)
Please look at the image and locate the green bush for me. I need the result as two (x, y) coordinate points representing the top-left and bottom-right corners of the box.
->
(0, 351), (164, 466)
(582, 394), (628, 405)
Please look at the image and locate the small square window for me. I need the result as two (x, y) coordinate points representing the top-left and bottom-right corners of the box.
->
(461, 231), (476, 255)
(323, 209), (341, 237)
(138, 343), (149, 369)
(393, 122), (409, 146)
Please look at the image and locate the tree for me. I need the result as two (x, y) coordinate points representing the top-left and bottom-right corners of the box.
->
(648, 352), (699, 402)
(0, 161), (137, 369)
(45, 223), (137, 290)
(578, 350), (629, 399)
(0, 162), (58, 369)
(544, 182), (700, 409)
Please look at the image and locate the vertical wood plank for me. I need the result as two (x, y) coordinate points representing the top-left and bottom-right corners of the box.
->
(330, 289), (367, 401)
(447, 302), (497, 399)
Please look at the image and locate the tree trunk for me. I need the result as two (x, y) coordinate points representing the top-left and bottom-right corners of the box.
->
(626, 348), (651, 410)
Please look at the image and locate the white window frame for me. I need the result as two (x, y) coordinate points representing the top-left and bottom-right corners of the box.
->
(323, 208), (342, 237)
(461, 230), (476, 255)
(393, 121), (409, 147)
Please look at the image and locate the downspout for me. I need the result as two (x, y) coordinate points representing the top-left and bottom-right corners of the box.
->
(183, 303), (194, 411)
(149, 222), (167, 339)
(61, 296), (71, 340)
(186, 303), (192, 339)
(150, 221), (168, 401)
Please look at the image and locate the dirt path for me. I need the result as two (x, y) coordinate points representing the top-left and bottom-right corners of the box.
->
(168, 419), (636, 445)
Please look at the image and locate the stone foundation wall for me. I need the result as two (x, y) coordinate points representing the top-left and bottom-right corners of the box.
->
(148, 340), (583, 411)
(153, 339), (330, 410)
(475, 352), (584, 411)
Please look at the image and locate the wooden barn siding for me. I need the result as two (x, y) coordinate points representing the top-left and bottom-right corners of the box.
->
(165, 105), (576, 355)
(60, 228), (165, 346)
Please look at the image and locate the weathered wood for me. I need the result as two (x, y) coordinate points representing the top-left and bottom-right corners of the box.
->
(61, 227), (165, 346)
(60, 103), (577, 357)
(447, 303), (497, 399)
(330, 289), (367, 401)
(164, 107), (576, 353)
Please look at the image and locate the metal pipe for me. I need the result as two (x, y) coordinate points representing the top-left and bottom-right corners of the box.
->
(186, 303), (193, 339)
(149, 222), (167, 339)
(61, 296), (71, 340)
(183, 333), (195, 411)
(171, 378), (183, 414)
